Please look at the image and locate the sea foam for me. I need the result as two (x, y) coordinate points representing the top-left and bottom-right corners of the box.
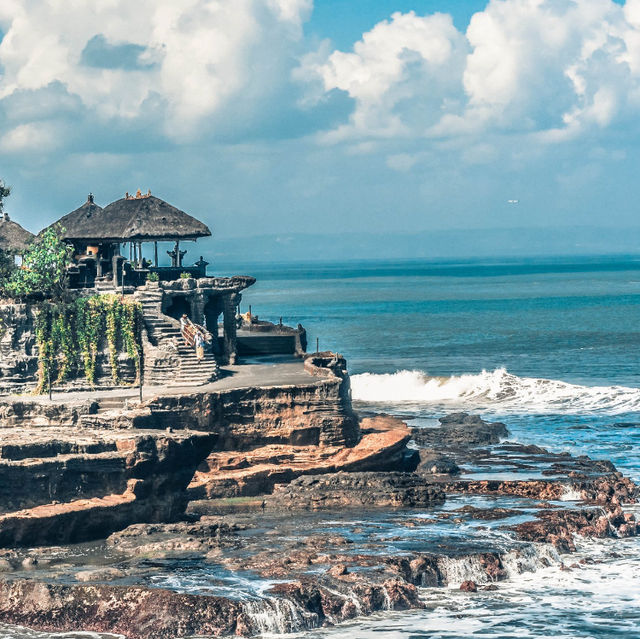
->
(351, 367), (640, 414)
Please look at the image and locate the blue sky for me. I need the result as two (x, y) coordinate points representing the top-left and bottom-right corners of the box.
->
(1, 0), (639, 255)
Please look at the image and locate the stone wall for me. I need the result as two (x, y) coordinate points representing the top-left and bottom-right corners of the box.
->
(0, 303), (38, 394)
(0, 301), (140, 395)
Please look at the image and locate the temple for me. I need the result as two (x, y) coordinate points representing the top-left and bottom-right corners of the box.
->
(49, 190), (213, 288)
(1, 190), (305, 393)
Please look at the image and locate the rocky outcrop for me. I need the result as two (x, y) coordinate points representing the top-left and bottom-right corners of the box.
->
(0, 580), (242, 639)
(269, 472), (445, 510)
(188, 416), (413, 499)
(411, 413), (509, 448)
(0, 428), (214, 546)
(514, 506), (640, 552)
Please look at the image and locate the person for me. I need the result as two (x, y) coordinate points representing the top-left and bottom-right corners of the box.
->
(195, 331), (205, 361)
(180, 314), (190, 345)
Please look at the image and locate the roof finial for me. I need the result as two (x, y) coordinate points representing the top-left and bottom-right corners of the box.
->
(88, 192), (94, 204)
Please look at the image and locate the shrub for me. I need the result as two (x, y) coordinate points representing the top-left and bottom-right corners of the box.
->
(179, 271), (191, 279)
(147, 272), (159, 282)
(5, 226), (73, 300)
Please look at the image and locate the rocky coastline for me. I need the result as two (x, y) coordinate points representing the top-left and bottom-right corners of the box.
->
(0, 360), (637, 638)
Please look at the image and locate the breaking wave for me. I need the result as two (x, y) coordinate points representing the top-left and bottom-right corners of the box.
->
(350, 368), (640, 414)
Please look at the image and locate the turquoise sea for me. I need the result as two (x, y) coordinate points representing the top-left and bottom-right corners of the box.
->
(222, 254), (640, 639)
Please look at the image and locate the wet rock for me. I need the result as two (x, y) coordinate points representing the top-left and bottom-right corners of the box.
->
(460, 580), (478, 592)
(327, 564), (348, 577)
(269, 472), (445, 510)
(106, 518), (244, 556)
(456, 505), (524, 520)
(412, 414), (509, 448)
(0, 579), (242, 639)
(75, 567), (126, 582)
(417, 451), (460, 475)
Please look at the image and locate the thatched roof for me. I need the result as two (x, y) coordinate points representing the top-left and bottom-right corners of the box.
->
(51, 194), (104, 241)
(52, 191), (211, 243)
(0, 213), (35, 252)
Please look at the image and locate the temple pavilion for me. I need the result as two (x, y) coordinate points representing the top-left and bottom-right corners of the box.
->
(50, 189), (212, 288)
(45, 189), (256, 365)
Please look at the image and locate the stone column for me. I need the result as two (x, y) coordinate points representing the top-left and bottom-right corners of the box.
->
(222, 293), (239, 365)
(191, 292), (206, 326)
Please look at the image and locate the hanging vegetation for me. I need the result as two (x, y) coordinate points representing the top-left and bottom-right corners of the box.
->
(35, 294), (143, 392)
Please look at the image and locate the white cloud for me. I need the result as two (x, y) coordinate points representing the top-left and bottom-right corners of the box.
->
(0, 122), (58, 153)
(305, 11), (468, 141)
(307, 0), (640, 144)
(0, 0), (311, 141)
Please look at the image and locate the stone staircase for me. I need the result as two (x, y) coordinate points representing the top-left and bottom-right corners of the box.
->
(134, 288), (219, 388)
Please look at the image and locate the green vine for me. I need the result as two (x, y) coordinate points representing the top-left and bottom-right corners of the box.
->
(34, 294), (143, 393)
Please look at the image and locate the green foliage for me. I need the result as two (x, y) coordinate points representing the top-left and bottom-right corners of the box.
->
(0, 180), (16, 296)
(0, 180), (10, 212)
(147, 271), (159, 282)
(5, 226), (73, 300)
(179, 271), (191, 279)
(35, 294), (143, 392)
(0, 249), (16, 295)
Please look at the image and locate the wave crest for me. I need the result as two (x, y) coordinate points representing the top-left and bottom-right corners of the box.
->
(350, 368), (640, 414)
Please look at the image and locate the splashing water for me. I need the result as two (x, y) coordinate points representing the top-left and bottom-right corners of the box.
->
(351, 368), (640, 414)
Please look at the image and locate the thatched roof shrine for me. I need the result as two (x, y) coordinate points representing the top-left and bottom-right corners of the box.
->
(52, 194), (104, 241)
(0, 213), (35, 252)
(53, 191), (211, 243)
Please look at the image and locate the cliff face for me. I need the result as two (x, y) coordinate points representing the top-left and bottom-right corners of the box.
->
(0, 428), (214, 547)
(0, 301), (139, 394)
(139, 378), (359, 449)
(0, 303), (38, 394)
(0, 354), (368, 545)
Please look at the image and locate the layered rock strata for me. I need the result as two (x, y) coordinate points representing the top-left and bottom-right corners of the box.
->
(0, 428), (214, 546)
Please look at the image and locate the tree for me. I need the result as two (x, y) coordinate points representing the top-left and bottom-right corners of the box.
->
(5, 226), (74, 300)
(0, 249), (16, 295)
(0, 180), (15, 295)
(0, 180), (10, 214)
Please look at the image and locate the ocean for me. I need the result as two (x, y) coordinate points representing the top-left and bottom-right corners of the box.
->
(220, 254), (640, 638)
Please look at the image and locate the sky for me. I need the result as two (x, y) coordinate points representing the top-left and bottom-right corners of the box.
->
(1, 0), (639, 255)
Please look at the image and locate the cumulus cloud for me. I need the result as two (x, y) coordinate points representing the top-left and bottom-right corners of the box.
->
(306, 0), (640, 144)
(0, 0), (311, 146)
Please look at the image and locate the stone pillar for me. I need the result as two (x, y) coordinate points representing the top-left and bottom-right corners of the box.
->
(191, 292), (206, 326)
(222, 293), (239, 365)
(112, 256), (125, 288)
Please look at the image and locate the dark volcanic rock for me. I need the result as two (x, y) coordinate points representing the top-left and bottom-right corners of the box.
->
(0, 579), (241, 639)
(514, 506), (640, 552)
(417, 451), (460, 475)
(412, 413), (509, 448)
(106, 517), (245, 556)
(269, 472), (445, 510)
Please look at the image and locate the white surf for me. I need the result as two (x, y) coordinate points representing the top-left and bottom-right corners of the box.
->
(351, 367), (640, 414)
